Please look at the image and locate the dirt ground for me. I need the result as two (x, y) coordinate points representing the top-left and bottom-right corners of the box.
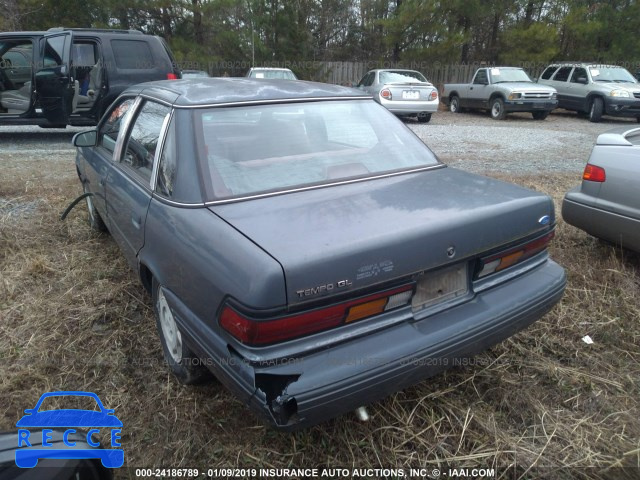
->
(1, 111), (639, 479)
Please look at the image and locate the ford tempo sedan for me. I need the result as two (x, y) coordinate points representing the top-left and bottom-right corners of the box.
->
(73, 79), (566, 430)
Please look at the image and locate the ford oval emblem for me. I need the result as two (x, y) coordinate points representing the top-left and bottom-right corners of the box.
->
(538, 215), (551, 226)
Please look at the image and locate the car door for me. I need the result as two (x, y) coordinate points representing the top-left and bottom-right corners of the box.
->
(467, 69), (489, 108)
(567, 67), (589, 111)
(106, 98), (172, 269)
(35, 31), (75, 124)
(85, 96), (138, 222)
(549, 66), (573, 108)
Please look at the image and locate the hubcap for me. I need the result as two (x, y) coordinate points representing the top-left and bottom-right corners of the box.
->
(158, 289), (182, 363)
(492, 103), (501, 117)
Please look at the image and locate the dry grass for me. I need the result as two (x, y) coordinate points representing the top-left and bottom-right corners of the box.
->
(1, 157), (639, 479)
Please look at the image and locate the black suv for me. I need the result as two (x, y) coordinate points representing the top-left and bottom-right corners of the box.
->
(0, 28), (181, 127)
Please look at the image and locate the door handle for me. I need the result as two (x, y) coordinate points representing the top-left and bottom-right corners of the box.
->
(131, 213), (141, 229)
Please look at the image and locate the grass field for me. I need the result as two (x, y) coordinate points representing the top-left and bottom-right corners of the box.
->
(1, 154), (639, 479)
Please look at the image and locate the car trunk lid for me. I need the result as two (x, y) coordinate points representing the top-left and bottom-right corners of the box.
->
(383, 82), (436, 101)
(209, 167), (554, 307)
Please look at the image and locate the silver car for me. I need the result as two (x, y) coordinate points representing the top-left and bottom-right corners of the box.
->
(357, 69), (438, 123)
(538, 63), (640, 123)
(246, 67), (297, 80)
(563, 126), (640, 252)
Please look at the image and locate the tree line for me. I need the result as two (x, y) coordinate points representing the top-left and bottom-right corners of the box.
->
(2, 0), (639, 75)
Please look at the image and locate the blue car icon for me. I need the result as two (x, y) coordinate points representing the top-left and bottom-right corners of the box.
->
(15, 391), (123, 468)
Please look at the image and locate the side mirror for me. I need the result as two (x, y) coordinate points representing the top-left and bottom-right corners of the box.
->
(73, 129), (97, 147)
(577, 76), (588, 84)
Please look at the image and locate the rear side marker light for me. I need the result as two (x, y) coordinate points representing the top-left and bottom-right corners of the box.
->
(478, 231), (555, 278)
(583, 164), (606, 182)
(380, 89), (392, 100)
(220, 285), (414, 345)
(167, 73), (178, 80)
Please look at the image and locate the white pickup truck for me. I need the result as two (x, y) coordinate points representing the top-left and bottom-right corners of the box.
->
(442, 67), (558, 120)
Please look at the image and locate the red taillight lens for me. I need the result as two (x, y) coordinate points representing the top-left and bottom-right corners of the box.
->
(583, 164), (606, 182)
(478, 231), (555, 278)
(167, 73), (178, 80)
(380, 88), (392, 100)
(429, 90), (438, 101)
(219, 285), (413, 345)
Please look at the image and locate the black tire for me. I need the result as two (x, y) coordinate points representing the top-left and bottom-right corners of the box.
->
(84, 184), (107, 232)
(153, 279), (211, 385)
(532, 111), (549, 120)
(450, 96), (460, 113)
(490, 97), (506, 120)
(417, 113), (432, 123)
(589, 97), (604, 123)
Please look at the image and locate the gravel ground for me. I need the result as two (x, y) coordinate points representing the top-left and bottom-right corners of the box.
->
(407, 109), (638, 175)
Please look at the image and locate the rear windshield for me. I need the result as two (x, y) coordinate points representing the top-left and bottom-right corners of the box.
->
(249, 69), (297, 80)
(379, 70), (428, 84)
(196, 100), (439, 201)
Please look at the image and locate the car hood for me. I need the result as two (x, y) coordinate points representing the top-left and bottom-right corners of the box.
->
(593, 82), (640, 92)
(16, 410), (123, 428)
(210, 168), (554, 306)
(500, 82), (556, 92)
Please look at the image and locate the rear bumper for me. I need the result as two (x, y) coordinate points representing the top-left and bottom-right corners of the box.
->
(562, 193), (640, 252)
(233, 259), (566, 430)
(504, 99), (558, 112)
(380, 98), (439, 115)
(603, 96), (640, 117)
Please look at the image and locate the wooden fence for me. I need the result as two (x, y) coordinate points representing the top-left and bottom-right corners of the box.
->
(203, 60), (548, 89)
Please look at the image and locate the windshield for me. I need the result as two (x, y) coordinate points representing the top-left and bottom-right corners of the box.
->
(490, 68), (532, 83)
(249, 69), (297, 80)
(379, 70), (428, 84)
(196, 100), (439, 201)
(589, 67), (637, 83)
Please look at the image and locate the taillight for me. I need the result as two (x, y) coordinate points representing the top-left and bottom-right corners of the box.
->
(583, 164), (606, 182)
(167, 73), (178, 80)
(219, 285), (414, 345)
(429, 90), (438, 101)
(380, 88), (392, 100)
(477, 231), (555, 278)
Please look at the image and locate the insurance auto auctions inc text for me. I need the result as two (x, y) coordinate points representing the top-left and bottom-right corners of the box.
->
(204, 467), (496, 478)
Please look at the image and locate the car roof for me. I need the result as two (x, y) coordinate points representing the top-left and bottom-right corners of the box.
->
(547, 62), (623, 68)
(129, 78), (367, 107)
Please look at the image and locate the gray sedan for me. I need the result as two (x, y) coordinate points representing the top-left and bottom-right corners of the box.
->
(357, 69), (439, 122)
(562, 126), (640, 252)
(73, 78), (566, 430)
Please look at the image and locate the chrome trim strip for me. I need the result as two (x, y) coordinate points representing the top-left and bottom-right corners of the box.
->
(138, 93), (175, 108)
(150, 109), (173, 191)
(151, 193), (205, 208)
(113, 96), (143, 163)
(174, 96), (372, 109)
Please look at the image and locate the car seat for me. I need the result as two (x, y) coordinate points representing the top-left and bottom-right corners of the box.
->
(0, 81), (31, 113)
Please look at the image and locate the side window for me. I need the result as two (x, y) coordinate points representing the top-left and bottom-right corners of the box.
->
(570, 67), (588, 83)
(110, 40), (154, 70)
(156, 116), (176, 198)
(122, 101), (171, 184)
(552, 66), (572, 82)
(43, 35), (67, 67)
(98, 97), (136, 154)
(473, 70), (488, 84)
(359, 72), (374, 87)
(0, 40), (33, 92)
(540, 66), (557, 80)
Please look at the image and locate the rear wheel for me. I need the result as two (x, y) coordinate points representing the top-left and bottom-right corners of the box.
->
(153, 279), (211, 385)
(589, 97), (604, 122)
(490, 97), (506, 120)
(450, 96), (460, 113)
(532, 111), (549, 120)
(417, 113), (432, 123)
